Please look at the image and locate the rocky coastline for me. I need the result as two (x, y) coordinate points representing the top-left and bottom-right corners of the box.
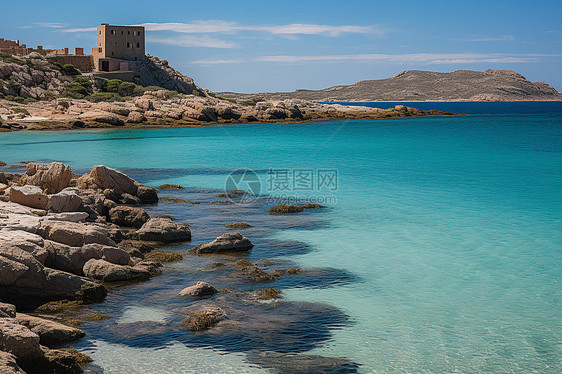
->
(0, 94), (457, 132)
(0, 162), (360, 373)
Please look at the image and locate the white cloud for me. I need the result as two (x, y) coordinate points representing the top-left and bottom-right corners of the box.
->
(61, 27), (97, 33)
(147, 35), (237, 49)
(100, 20), (383, 37)
(191, 52), (554, 65)
(468, 35), (515, 42)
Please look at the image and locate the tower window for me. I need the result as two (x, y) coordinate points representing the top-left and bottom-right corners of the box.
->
(137, 43), (140, 48)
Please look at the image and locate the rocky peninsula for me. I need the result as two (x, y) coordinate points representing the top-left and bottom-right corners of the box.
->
(0, 54), (456, 131)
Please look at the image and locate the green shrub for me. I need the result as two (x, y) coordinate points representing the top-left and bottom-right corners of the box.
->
(85, 92), (117, 102)
(0, 92), (5, 100)
(74, 76), (92, 89)
(118, 81), (136, 96)
(23, 97), (37, 104)
(3, 57), (23, 65)
(103, 79), (123, 93)
(12, 96), (25, 103)
(44, 91), (62, 100)
(218, 96), (236, 103)
(13, 107), (29, 115)
(62, 64), (81, 75)
(65, 82), (88, 97)
(49, 61), (63, 69)
(5, 95), (14, 101)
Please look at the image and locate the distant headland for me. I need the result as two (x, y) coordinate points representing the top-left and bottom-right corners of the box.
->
(219, 69), (562, 102)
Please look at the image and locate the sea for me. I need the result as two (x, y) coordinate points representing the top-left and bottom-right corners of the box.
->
(0, 101), (560, 373)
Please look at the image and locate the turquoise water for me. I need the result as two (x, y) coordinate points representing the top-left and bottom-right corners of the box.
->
(1, 104), (561, 373)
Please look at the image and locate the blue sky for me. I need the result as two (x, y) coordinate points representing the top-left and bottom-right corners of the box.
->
(3, 0), (562, 92)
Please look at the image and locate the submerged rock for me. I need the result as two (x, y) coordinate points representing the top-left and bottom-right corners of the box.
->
(225, 222), (252, 229)
(246, 350), (360, 374)
(192, 232), (254, 254)
(184, 305), (226, 331)
(179, 281), (218, 297)
(268, 204), (305, 214)
(158, 184), (183, 190)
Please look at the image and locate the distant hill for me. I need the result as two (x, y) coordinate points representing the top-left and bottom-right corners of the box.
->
(220, 69), (562, 102)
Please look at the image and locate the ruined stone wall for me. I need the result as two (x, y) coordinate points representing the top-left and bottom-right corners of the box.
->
(49, 55), (94, 73)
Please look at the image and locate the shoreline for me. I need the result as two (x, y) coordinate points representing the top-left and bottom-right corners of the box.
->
(0, 94), (459, 132)
(0, 162), (360, 373)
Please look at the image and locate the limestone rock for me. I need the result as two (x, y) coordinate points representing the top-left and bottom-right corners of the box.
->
(108, 206), (149, 228)
(40, 212), (89, 223)
(0, 302), (16, 318)
(83, 259), (150, 282)
(126, 111), (146, 123)
(135, 184), (159, 204)
(0, 213), (42, 234)
(134, 217), (191, 243)
(179, 281), (218, 297)
(86, 165), (138, 196)
(0, 350), (25, 373)
(24, 162), (72, 194)
(41, 221), (117, 247)
(48, 188), (83, 213)
(9, 185), (50, 210)
(0, 318), (41, 358)
(15, 313), (85, 347)
(192, 232), (254, 254)
(0, 246), (107, 310)
(0, 229), (47, 264)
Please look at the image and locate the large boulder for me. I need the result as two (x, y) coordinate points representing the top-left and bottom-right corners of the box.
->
(0, 247), (107, 310)
(23, 162), (72, 194)
(43, 240), (101, 275)
(0, 318), (41, 359)
(15, 313), (85, 347)
(44, 241), (130, 276)
(82, 165), (138, 196)
(9, 185), (50, 210)
(83, 259), (150, 282)
(134, 217), (191, 243)
(41, 221), (117, 247)
(0, 229), (47, 264)
(136, 184), (159, 204)
(108, 206), (149, 228)
(48, 188), (83, 213)
(192, 232), (254, 254)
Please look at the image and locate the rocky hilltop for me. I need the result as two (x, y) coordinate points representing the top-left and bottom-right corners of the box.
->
(219, 69), (562, 102)
(0, 54), (209, 100)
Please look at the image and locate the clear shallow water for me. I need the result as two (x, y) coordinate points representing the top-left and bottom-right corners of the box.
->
(1, 103), (561, 373)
